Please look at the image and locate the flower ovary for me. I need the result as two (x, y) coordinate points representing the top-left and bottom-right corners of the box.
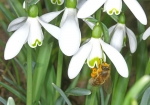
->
(66, 0), (77, 8)
(92, 23), (103, 38)
(28, 4), (38, 17)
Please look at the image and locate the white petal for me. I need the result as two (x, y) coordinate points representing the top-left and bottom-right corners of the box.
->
(108, 24), (116, 35)
(100, 39), (128, 78)
(143, 27), (150, 40)
(110, 24), (125, 52)
(83, 17), (95, 30)
(59, 9), (81, 56)
(126, 27), (137, 53)
(123, 0), (147, 25)
(23, 1), (25, 9)
(27, 17), (44, 48)
(60, 8), (68, 27)
(39, 9), (64, 23)
(87, 38), (103, 68)
(104, 0), (122, 15)
(103, 52), (106, 62)
(77, 0), (107, 18)
(8, 17), (27, 32)
(77, 0), (87, 9)
(68, 41), (92, 79)
(4, 21), (30, 60)
(7, 97), (15, 105)
(38, 17), (60, 39)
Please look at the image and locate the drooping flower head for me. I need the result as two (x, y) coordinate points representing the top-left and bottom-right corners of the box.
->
(4, 4), (62, 60)
(109, 13), (137, 53)
(77, 0), (147, 25)
(68, 23), (128, 79)
(59, 0), (81, 56)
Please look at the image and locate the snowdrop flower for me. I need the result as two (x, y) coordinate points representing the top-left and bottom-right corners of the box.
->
(59, 0), (81, 56)
(68, 23), (128, 79)
(4, 4), (62, 60)
(7, 97), (15, 105)
(143, 27), (150, 40)
(109, 13), (137, 53)
(77, 0), (147, 25)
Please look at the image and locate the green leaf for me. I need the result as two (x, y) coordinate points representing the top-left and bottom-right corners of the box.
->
(0, 97), (7, 105)
(52, 83), (72, 105)
(66, 74), (80, 91)
(66, 87), (91, 96)
(123, 75), (150, 105)
(7, 0), (26, 17)
(32, 33), (53, 104)
(28, 0), (40, 6)
(44, 0), (52, 11)
(3, 76), (26, 95)
(0, 2), (15, 21)
(0, 82), (26, 102)
(111, 52), (132, 105)
(43, 64), (56, 105)
(85, 17), (98, 24)
(14, 58), (26, 76)
(109, 14), (119, 22)
(140, 87), (150, 105)
(55, 96), (65, 105)
(145, 58), (150, 75)
(101, 23), (109, 43)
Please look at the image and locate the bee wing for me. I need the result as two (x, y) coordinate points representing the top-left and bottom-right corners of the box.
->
(103, 76), (112, 94)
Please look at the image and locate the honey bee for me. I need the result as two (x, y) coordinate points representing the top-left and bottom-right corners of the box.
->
(89, 63), (112, 93)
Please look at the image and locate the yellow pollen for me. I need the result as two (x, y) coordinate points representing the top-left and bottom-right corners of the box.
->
(90, 60), (110, 79)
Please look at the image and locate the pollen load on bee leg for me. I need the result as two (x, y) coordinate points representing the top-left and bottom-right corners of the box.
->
(89, 62), (110, 87)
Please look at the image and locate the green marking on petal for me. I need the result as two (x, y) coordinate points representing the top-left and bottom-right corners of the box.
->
(51, 0), (57, 4)
(57, 0), (62, 5)
(109, 8), (119, 15)
(32, 39), (42, 47)
(88, 57), (101, 67)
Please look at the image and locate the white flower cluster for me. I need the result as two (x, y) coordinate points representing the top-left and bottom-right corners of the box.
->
(4, 0), (149, 79)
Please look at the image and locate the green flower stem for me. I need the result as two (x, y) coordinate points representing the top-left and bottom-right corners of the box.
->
(55, 49), (63, 100)
(27, 45), (32, 105)
(100, 87), (104, 105)
(89, 87), (98, 105)
(136, 21), (148, 81)
(104, 94), (111, 105)
(95, 8), (101, 22)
